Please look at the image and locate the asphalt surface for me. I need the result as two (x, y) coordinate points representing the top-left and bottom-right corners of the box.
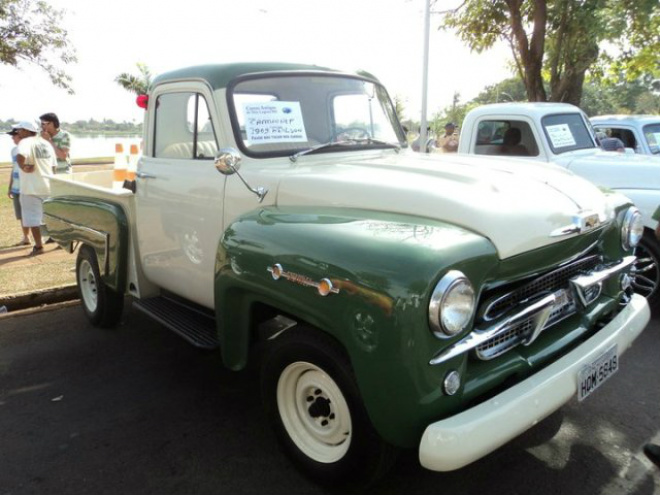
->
(0, 302), (659, 495)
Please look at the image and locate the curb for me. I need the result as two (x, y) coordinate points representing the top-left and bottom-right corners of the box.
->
(0, 285), (80, 317)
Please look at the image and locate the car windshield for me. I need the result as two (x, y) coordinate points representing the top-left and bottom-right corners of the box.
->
(541, 113), (597, 154)
(228, 73), (405, 157)
(643, 123), (660, 155)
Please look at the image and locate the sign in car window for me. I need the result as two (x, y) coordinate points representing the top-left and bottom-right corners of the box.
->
(542, 113), (595, 154)
(545, 124), (577, 149)
(243, 101), (308, 144)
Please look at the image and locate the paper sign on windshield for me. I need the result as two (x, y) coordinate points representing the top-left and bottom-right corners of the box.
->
(243, 101), (307, 144)
(546, 124), (577, 148)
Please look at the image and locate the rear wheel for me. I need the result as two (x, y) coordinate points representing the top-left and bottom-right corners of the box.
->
(632, 232), (660, 307)
(76, 245), (124, 328)
(260, 328), (398, 486)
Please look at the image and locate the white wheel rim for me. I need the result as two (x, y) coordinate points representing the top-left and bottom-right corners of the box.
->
(78, 259), (99, 312)
(277, 361), (352, 463)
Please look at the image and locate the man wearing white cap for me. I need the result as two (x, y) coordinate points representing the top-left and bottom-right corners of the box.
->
(14, 121), (57, 256)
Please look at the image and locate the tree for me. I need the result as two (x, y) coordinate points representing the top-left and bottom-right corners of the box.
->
(115, 62), (152, 96)
(0, 0), (77, 93)
(439, 0), (660, 106)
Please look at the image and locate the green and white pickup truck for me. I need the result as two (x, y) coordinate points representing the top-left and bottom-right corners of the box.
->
(44, 63), (650, 485)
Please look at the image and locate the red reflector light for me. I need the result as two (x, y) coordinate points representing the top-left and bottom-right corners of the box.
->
(136, 94), (149, 109)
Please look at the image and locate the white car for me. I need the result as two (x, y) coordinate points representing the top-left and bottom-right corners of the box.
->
(459, 103), (660, 305)
(591, 115), (660, 156)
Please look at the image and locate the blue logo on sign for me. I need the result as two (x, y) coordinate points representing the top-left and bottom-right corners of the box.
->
(282, 107), (292, 114)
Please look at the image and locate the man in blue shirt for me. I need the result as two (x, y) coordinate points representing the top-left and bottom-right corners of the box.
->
(6, 128), (30, 246)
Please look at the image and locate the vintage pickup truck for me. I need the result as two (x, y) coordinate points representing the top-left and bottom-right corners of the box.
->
(458, 102), (660, 306)
(591, 114), (660, 156)
(44, 64), (649, 485)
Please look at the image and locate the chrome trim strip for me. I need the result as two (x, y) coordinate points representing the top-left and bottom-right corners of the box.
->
(266, 264), (340, 296)
(429, 294), (557, 365)
(43, 212), (111, 276)
(430, 255), (637, 366)
(483, 253), (600, 322)
(570, 255), (636, 306)
(550, 212), (607, 238)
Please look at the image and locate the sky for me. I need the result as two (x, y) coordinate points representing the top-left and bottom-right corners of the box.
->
(0, 0), (513, 125)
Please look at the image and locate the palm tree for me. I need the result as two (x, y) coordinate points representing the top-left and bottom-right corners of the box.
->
(115, 63), (152, 95)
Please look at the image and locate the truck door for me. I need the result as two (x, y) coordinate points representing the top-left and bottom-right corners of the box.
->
(135, 86), (224, 308)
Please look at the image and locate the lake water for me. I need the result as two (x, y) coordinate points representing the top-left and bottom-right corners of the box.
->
(0, 134), (142, 163)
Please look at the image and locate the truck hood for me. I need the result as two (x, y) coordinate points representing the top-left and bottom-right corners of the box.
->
(273, 152), (621, 259)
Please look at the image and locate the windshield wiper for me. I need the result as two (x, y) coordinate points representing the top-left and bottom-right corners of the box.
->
(290, 138), (401, 162)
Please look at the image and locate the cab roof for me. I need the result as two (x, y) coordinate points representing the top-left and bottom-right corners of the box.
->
(151, 62), (367, 91)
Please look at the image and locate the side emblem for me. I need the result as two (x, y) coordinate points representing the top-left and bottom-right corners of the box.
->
(267, 264), (340, 297)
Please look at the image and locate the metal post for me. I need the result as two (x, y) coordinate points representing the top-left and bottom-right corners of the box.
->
(420, 0), (431, 152)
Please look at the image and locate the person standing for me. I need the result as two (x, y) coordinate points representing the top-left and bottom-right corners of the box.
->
(436, 122), (459, 153)
(6, 128), (30, 246)
(15, 121), (56, 256)
(39, 112), (72, 174)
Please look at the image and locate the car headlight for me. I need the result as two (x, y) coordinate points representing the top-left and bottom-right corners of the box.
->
(621, 207), (643, 250)
(429, 270), (476, 338)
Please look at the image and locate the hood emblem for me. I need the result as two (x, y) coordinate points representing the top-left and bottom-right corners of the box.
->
(551, 211), (605, 238)
(267, 264), (339, 297)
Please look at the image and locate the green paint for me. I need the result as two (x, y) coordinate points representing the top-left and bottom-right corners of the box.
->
(43, 196), (129, 293)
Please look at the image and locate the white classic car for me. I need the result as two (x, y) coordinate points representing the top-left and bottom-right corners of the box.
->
(458, 102), (660, 305)
(591, 115), (660, 156)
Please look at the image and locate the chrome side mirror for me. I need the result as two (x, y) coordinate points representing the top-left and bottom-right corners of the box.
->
(214, 147), (268, 203)
(215, 148), (242, 175)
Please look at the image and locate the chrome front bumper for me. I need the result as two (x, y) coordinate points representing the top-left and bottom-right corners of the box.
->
(418, 293), (650, 472)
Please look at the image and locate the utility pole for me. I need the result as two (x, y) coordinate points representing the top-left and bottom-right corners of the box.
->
(419, 0), (431, 152)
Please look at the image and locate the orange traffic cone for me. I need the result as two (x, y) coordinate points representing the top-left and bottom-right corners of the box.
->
(127, 144), (139, 181)
(113, 143), (128, 189)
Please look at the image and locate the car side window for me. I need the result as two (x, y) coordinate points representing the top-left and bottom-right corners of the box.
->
(154, 92), (219, 160)
(474, 120), (539, 157)
(594, 126), (639, 152)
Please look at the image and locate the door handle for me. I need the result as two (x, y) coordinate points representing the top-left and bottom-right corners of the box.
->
(136, 171), (157, 179)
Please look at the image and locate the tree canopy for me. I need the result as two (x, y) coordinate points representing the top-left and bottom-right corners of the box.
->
(0, 0), (77, 93)
(439, 0), (660, 106)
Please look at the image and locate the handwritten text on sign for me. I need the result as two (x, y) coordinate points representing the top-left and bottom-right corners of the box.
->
(244, 101), (307, 144)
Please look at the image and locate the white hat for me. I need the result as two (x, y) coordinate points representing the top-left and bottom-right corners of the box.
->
(12, 120), (39, 133)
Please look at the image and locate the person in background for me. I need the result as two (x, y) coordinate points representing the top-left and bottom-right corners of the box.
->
(436, 122), (459, 153)
(6, 128), (30, 246)
(411, 126), (435, 153)
(39, 112), (71, 174)
(598, 130), (625, 152)
(15, 120), (56, 256)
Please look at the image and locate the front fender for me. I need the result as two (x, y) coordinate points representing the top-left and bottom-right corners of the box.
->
(214, 206), (498, 446)
(43, 196), (129, 293)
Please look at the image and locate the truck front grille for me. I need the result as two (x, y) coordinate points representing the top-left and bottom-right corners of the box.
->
(476, 254), (602, 360)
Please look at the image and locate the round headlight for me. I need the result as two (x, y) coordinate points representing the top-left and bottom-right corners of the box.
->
(621, 207), (643, 250)
(429, 270), (476, 338)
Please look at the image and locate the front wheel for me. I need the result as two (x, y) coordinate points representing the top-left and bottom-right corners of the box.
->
(260, 328), (397, 486)
(632, 232), (660, 307)
(76, 245), (124, 328)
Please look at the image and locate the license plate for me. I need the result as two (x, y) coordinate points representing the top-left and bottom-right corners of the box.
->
(577, 345), (618, 401)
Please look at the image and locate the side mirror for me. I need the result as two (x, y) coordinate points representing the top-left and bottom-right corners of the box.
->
(214, 147), (268, 202)
(214, 148), (242, 175)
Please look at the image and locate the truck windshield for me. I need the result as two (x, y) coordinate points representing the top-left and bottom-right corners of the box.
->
(541, 113), (597, 155)
(228, 74), (405, 157)
(643, 123), (660, 155)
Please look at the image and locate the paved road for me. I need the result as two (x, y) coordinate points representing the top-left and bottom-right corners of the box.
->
(0, 303), (659, 495)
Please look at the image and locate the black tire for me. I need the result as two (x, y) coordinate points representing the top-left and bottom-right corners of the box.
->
(76, 245), (124, 328)
(260, 327), (398, 487)
(632, 231), (660, 307)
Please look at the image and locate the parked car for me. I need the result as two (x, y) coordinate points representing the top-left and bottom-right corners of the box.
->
(458, 102), (660, 306)
(591, 115), (660, 156)
(44, 66), (650, 485)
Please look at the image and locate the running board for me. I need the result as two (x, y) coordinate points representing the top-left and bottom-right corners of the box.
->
(133, 296), (219, 349)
